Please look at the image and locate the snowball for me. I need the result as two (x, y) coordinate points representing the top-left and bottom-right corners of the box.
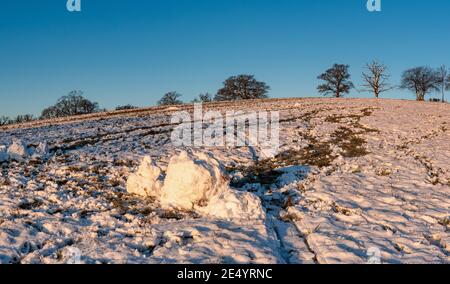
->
(7, 139), (28, 162)
(127, 151), (266, 220)
(126, 156), (164, 198)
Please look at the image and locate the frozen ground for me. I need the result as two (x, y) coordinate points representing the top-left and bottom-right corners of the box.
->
(0, 98), (449, 264)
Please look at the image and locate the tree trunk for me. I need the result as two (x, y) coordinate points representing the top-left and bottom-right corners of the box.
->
(416, 92), (425, 101)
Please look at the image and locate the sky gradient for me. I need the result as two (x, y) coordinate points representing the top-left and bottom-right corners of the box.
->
(1, 0), (450, 117)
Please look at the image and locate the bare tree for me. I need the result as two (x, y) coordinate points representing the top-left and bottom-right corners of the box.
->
(400, 67), (440, 101)
(436, 65), (450, 103)
(361, 61), (394, 98)
(158, 92), (183, 106)
(0, 114), (35, 126)
(41, 106), (59, 120)
(215, 75), (270, 101)
(0, 116), (11, 126)
(192, 93), (213, 103)
(115, 104), (138, 111)
(317, 64), (354, 98)
(41, 90), (100, 119)
(198, 93), (213, 103)
(14, 114), (35, 124)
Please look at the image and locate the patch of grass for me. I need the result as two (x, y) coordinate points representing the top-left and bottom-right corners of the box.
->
(137, 207), (153, 216)
(104, 192), (131, 214)
(361, 107), (375, 117)
(358, 124), (380, 134)
(230, 107), (376, 187)
(18, 199), (43, 210)
(280, 109), (322, 124)
(158, 210), (189, 220)
(332, 203), (353, 216)
(79, 209), (93, 218)
(109, 178), (122, 187)
(228, 163), (282, 187)
(376, 167), (392, 176)
(113, 159), (135, 167)
(279, 211), (302, 222)
(1, 177), (11, 186)
(230, 142), (335, 187)
(331, 127), (370, 158)
(56, 179), (69, 186)
(325, 114), (362, 123)
(28, 159), (43, 166)
(438, 217), (450, 227)
(282, 196), (295, 209)
(67, 165), (85, 172)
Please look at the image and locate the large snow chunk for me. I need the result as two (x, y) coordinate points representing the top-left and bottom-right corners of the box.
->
(198, 190), (266, 220)
(160, 151), (227, 211)
(127, 151), (266, 220)
(126, 156), (164, 198)
(7, 139), (29, 161)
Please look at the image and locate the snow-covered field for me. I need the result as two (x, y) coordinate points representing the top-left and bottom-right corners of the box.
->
(0, 98), (449, 264)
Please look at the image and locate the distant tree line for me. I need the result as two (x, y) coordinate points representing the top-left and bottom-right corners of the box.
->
(161, 64), (449, 106)
(115, 104), (138, 111)
(0, 114), (35, 126)
(2, 66), (448, 126)
(317, 62), (450, 102)
(0, 90), (102, 126)
(157, 74), (270, 106)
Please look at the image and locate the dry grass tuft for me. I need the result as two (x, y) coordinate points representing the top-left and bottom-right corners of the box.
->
(331, 127), (370, 158)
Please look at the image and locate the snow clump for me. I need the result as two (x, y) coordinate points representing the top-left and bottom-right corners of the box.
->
(127, 151), (266, 220)
(0, 139), (49, 162)
(126, 156), (164, 198)
(7, 138), (29, 162)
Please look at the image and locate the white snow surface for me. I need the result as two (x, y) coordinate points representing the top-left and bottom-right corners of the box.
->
(0, 98), (449, 264)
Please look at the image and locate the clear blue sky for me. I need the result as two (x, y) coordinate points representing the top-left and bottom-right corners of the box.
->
(1, 0), (449, 117)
